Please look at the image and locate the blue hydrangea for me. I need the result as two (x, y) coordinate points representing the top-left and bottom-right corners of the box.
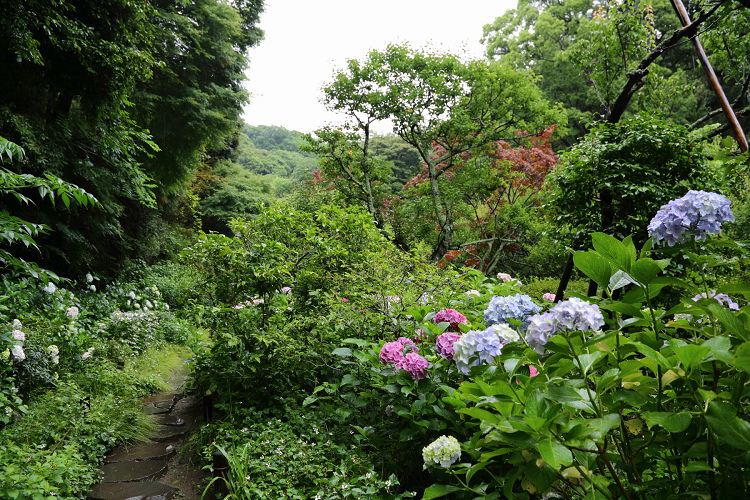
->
(648, 190), (734, 247)
(453, 329), (503, 374)
(526, 298), (604, 354)
(483, 293), (541, 329)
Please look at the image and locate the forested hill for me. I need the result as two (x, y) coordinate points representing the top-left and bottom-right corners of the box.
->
(237, 124), (422, 192)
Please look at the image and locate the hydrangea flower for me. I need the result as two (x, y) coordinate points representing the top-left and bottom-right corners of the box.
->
(43, 282), (57, 294)
(543, 293), (556, 302)
(379, 337), (418, 365)
(465, 289), (481, 298)
(692, 290), (740, 311)
(395, 352), (430, 380)
(280, 286), (292, 294)
(433, 309), (467, 332)
(10, 344), (25, 361)
(526, 298), (604, 354)
(12, 319), (22, 330)
(423, 435), (461, 468)
(483, 294), (541, 329)
(11, 330), (24, 341)
(66, 306), (80, 318)
(47, 345), (60, 365)
(453, 329), (503, 374)
(485, 323), (521, 345)
(435, 332), (461, 360)
(82, 347), (95, 360)
(497, 273), (514, 282)
(648, 190), (734, 246)
(86, 273), (94, 283)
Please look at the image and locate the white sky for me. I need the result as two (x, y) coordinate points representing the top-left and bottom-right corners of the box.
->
(241, 0), (516, 134)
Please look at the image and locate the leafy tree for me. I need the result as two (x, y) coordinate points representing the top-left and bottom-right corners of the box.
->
(482, 0), (742, 144)
(368, 135), (422, 192)
(243, 125), (304, 153)
(0, 137), (98, 280)
(547, 116), (711, 247)
(0, 0), (264, 276)
(338, 44), (564, 260)
(194, 160), (284, 234)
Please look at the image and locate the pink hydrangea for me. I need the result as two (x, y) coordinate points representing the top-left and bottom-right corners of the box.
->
(396, 352), (430, 380)
(379, 341), (406, 364)
(529, 365), (539, 377)
(433, 309), (467, 332)
(397, 337), (418, 353)
(542, 293), (556, 302)
(435, 332), (461, 360)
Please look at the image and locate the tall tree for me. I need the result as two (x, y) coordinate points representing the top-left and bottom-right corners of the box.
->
(340, 44), (564, 260)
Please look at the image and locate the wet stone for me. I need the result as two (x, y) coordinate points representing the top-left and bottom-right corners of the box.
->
(142, 393), (178, 405)
(150, 426), (188, 443)
(104, 442), (175, 464)
(143, 405), (171, 415)
(99, 459), (168, 483)
(87, 481), (178, 500)
(152, 414), (184, 427)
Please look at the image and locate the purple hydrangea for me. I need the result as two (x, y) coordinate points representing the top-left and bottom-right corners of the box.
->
(483, 294), (541, 329)
(453, 329), (503, 374)
(435, 332), (461, 360)
(433, 309), (468, 332)
(395, 352), (430, 380)
(526, 298), (604, 354)
(692, 290), (740, 311)
(397, 337), (419, 353)
(648, 190), (734, 247)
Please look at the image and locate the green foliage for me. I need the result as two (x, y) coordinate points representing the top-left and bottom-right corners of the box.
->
(0, 441), (97, 500)
(548, 115), (711, 246)
(203, 412), (414, 499)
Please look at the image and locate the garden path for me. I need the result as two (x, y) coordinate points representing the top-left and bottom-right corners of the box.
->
(86, 360), (211, 500)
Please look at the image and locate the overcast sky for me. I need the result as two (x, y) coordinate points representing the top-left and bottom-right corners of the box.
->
(241, 0), (516, 134)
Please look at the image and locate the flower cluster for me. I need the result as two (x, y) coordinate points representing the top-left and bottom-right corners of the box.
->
(433, 309), (467, 332)
(692, 290), (740, 311)
(648, 190), (734, 246)
(485, 323), (521, 345)
(379, 337), (418, 365)
(422, 435), (461, 468)
(66, 306), (80, 318)
(47, 345), (60, 365)
(542, 293), (556, 302)
(6, 319), (26, 362)
(483, 294), (540, 329)
(526, 298), (604, 353)
(453, 329), (503, 374)
(395, 353), (430, 380)
(435, 332), (461, 360)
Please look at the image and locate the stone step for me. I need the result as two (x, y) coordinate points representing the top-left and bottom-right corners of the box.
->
(152, 414), (184, 427)
(104, 442), (175, 464)
(87, 481), (178, 500)
(99, 459), (169, 483)
(150, 425), (189, 443)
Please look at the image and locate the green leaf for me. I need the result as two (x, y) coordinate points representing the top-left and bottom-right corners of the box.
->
(705, 401), (750, 450)
(629, 258), (667, 286)
(538, 439), (573, 469)
(591, 232), (634, 271)
(576, 352), (605, 374)
(422, 484), (462, 499)
(731, 342), (750, 374)
(643, 411), (692, 433)
(573, 251), (612, 290)
(707, 304), (749, 341)
(331, 347), (352, 357)
(340, 374), (360, 386)
(673, 345), (710, 370)
(459, 407), (501, 425)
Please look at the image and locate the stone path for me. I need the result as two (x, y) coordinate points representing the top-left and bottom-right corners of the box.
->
(87, 360), (209, 500)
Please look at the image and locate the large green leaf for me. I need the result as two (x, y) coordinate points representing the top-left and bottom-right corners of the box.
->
(705, 401), (750, 450)
(643, 411), (692, 433)
(422, 484), (463, 499)
(672, 345), (710, 370)
(629, 258), (668, 286)
(591, 232), (634, 271)
(538, 439), (573, 469)
(732, 342), (750, 374)
(573, 250), (613, 290)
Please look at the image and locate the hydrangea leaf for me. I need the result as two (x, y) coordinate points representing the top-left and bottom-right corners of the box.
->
(705, 401), (750, 451)
(538, 438), (573, 469)
(643, 411), (692, 433)
(573, 250), (613, 290)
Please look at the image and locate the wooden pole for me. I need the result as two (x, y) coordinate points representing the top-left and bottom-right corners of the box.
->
(672, 0), (748, 152)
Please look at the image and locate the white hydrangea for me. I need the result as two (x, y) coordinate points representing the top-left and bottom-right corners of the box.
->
(423, 435), (461, 468)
